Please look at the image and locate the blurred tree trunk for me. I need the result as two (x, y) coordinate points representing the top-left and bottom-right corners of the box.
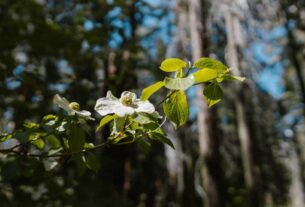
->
(164, 1), (188, 205)
(281, 2), (305, 205)
(281, 5), (305, 110)
(223, 3), (262, 206)
(286, 141), (305, 207)
(100, 0), (140, 204)
(188, 0), (225, 206)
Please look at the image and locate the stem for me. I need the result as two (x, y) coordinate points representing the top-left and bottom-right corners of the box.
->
(184, 67), (192, 77)
(156, 90), (176, 108)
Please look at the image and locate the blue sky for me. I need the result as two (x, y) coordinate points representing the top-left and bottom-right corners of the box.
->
(251, 25), (288, 100)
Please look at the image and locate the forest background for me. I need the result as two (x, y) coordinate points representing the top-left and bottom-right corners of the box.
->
(1, 0), (305, 207)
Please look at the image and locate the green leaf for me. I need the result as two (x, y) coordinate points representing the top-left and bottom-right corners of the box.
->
(84, 152), (100, 173)
(175, 69), (183, 78)
(32, 139), (45, 150)
(69, 125), (85, 152)
(42, 114), (58, 121)
(194, 58), (228, 72)
(193, 68), (218, 83)
(15, 131), (29, 143)
(134, 113), (157, 125)
(84, 142), (95, 149)
(224, 75), (246, 82)
(28, 132), (47, 142)
(43, 159), (59, 171)
(127, 116), (140, 130)
(112, 134), (134, 145)
(216, 77), (224, 83)
(163, 90), (189, 127)
(203, 83), (223, 107)
(96, 114), (117, 132)
(47, 135), (61, 149)
(149, 131), (175, 149)
(137, 139), (151, 152)
(142, 123), (159, 131)
(141, 81), (165, 101)
(72, 154), (86, 176)
(24, 122), (39, 130)
(164, 75), (195, 91)
(48, 148), (63, 156)
(0, 134), (13, 142)
(112, 117), (126, 134)
(160, 58), (187, 72)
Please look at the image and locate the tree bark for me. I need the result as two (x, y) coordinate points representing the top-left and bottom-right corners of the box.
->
(164, 1), (188, 205)
(188, 0), (225, 206)
(281, 3), (305, 205)
(223, 4), (262, 206)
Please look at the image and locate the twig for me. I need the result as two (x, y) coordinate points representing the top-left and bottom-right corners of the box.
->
(156, 90), (176, 108)
(0, 141), (111, 158)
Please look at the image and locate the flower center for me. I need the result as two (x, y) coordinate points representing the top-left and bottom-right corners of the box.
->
(69, 102), (80, 111)
(120, 95), (134, 106)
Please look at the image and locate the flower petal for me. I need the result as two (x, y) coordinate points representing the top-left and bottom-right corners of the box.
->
(53, 94), (74, 115)
(56, 121), (67, 132)
(95, 98), (120, 116)
(76, 110), (94, 120)
(135, 100), (155, 114)
(116, 105), (135, 117)
(106, 91), (118, 100)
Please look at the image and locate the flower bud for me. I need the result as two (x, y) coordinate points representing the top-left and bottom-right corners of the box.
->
(69, 102), (80, 111)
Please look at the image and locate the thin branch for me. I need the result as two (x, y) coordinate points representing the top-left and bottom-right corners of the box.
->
(0, 85), (182, 159)
(0, 141), (111, 159)
(156, 90), (176, 108)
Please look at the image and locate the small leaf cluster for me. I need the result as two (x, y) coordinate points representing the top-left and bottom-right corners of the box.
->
(97, 112), (174, 150)
(141, 57), (244, 127)
(0, 113), (100, 173)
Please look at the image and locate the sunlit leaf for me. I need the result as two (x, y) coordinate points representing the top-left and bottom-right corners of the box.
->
(134, 113), (157, 125)
(216, 77), (224, 83)
(0, 134), (13, 142)
(194, 58), (228, 72)
(24, 122), (39, 130)
(84, 142), (95, 149)
(96, 114), (117, 132)
(112, 117), (126, 134)
(193, 68), (218, 83)
(176, 69), (183, 78)
(42, 114), (58, 122)
(163, 90), (188, 127)
(127, 116), (139, 130)
(141, 81), (165, 101)
(160, 58), (187, 72)
(32, 139), (45, 150)
(112, 134), (134, 145)
(164, 75), (195, 91)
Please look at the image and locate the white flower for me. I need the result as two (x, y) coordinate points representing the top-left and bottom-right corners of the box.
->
(53, 94), (93, 119)
(95, 91), (155, 117)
